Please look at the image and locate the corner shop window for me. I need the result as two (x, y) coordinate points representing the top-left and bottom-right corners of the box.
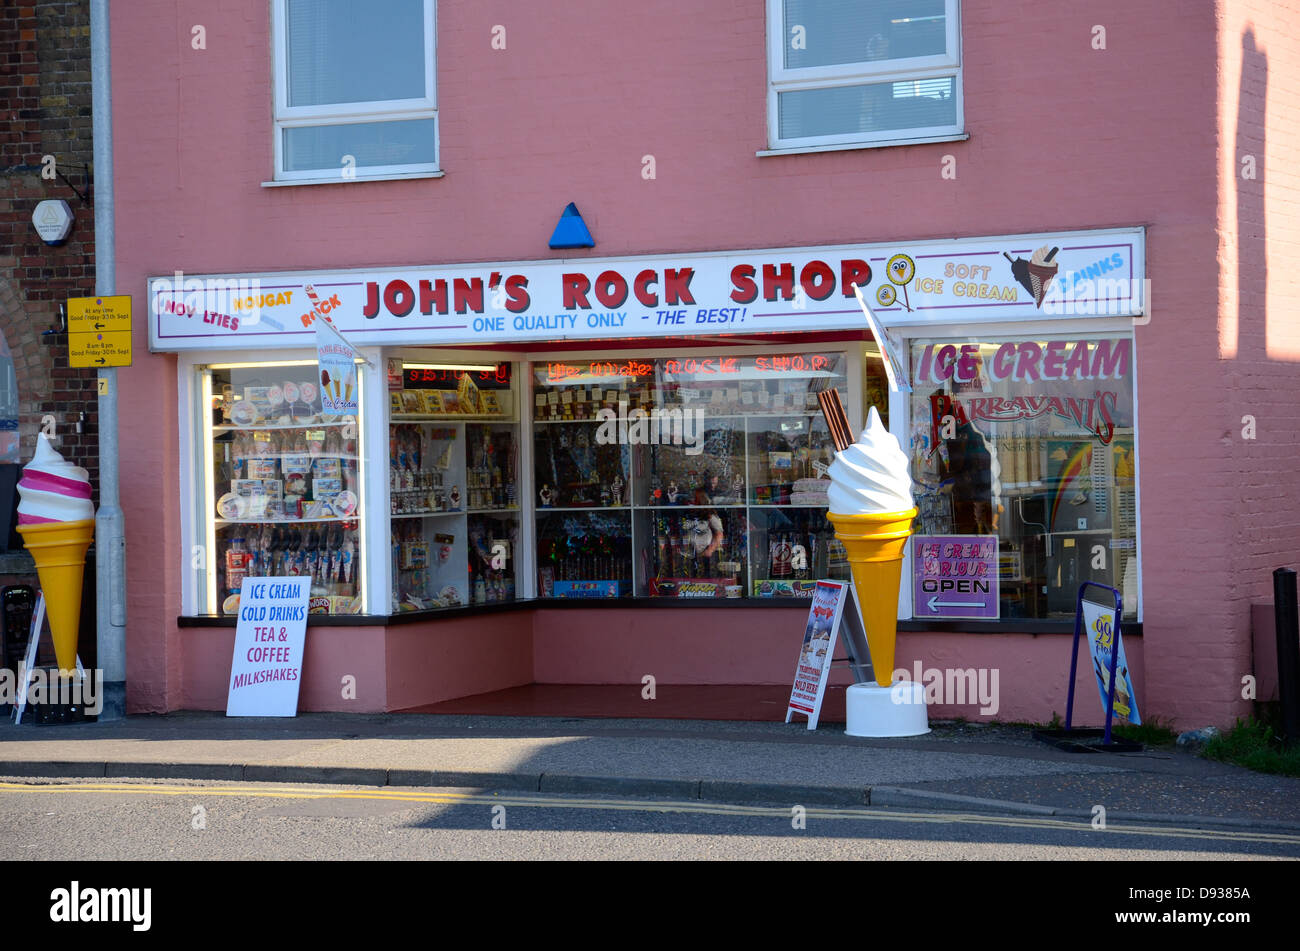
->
(908, 336), (1138, 620)
(533, 352), (858, 599)
(200, 362), (364, 616)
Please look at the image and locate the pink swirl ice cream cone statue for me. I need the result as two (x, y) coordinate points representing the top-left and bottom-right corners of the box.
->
(15, 434), (96, 674)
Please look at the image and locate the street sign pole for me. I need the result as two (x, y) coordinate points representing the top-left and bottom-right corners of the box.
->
(91, 0), (125, 720)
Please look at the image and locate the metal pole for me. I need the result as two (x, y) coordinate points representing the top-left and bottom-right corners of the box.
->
(1103, 629), (1119, 745)
(1063, 585), (1083, 732)
(1273, 568), (1300, 744)
(91, 0), (125, 720)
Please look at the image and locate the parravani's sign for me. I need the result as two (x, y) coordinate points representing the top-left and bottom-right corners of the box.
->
(147, 228), (1145, 352)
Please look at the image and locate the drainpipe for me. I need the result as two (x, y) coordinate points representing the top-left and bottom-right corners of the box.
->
(91, 0), (125, 720)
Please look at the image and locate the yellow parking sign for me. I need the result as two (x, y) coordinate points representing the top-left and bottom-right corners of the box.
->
(68, 295), (131, 332)
(67, 296), (132, 367)
(69, 330), (132, 368)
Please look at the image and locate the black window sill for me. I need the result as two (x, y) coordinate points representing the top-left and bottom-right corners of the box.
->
(178, 597), (809, 627)
(179, 598), (529, 627)
(899, 618), (1141, 636)
(178, 599), (1140, 635)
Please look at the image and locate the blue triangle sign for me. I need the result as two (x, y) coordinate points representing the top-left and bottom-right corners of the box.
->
(549, 202), (595, 249)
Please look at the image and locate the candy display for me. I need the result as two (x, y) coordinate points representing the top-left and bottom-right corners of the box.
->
(640, 509), (745, 596)
(220, 524), (360, 615)
(532, 376), (830, 421)
(790, 478), (830, 506)
(390, 381), (511, 418)
(15, 434), (97, 672)
(216, 412), (358, 522)
(536, 510), (632, 599)
(467, 514), (518, 604)
(388, 418), (522, 611)
(210, 366), (363, 615)
(528, 354), (871, 599)
(465, 425), (517, 512)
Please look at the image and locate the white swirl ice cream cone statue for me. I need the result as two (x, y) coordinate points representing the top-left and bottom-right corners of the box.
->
(824, 406), (916, 686)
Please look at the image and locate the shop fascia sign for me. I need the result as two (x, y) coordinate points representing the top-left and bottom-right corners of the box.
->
(146, 228), (1145, 353)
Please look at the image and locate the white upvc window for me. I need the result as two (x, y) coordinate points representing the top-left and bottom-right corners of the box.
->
(271, 0), (438, 183)
(766, 0), (963, 151)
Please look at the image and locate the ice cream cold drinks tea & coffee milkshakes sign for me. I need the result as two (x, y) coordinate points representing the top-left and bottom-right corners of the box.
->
(226, 577), (310, 717)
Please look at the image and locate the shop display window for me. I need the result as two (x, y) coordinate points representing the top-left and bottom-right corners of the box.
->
(199, 362), (365, 616)
(390, 362), (514, 419)
(907, 335), (1138, 619)
(532, 351), (861, 599)
(191, 349), (898, 614)
(537, 510), (633, 598)
(389, 362), (520, 611)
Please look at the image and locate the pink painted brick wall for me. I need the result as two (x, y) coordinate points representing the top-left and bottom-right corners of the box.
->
(385, 615), (534, 711)
(1213, 0), (1300, 726)
(107, 2), (1300, 727)
(181, 625), (390, 713)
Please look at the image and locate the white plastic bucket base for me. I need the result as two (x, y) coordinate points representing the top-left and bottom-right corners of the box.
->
(844, 682), (931, 738)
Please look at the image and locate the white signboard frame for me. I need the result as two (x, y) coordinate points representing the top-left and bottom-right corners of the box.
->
(148, 228), (1145, 352)
(226, 576), (311, 717)
(786, 581), (873, 730)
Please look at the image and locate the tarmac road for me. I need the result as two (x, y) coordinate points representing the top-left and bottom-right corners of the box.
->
(3, 778), (1298, 861)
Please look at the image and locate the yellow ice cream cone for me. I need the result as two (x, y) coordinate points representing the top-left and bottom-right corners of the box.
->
(828, 508), (916, 687)
(16, 518), (94, 674)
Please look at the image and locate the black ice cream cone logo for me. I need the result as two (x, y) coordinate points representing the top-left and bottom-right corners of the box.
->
(1004, 245), (1059, 308)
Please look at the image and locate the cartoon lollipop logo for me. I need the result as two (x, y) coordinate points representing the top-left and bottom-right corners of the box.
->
(875, 285), (897, 307)
(886, 253), (915, 312)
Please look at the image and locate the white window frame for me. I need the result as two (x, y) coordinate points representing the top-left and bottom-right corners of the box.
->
(888, 315), (1142, 624)
(765, 0), (964, 152)
(177, 346), (386, 617)
(270, 0), (439, 183)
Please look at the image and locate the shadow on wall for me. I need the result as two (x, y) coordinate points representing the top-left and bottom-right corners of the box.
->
(1236, 28), (1265, 362)
(1234, 29), (1286, 713)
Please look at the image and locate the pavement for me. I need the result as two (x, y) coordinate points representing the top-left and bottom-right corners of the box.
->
(2, 711), (1299, 833)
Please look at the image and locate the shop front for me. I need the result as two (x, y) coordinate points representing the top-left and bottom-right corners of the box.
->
(156, 227), (1146, 719)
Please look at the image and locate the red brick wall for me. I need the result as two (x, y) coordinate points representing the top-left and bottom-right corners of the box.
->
(0, 0), (98, 491)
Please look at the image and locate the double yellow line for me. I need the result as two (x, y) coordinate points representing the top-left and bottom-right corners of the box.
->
(2, 780), (1297, 845)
